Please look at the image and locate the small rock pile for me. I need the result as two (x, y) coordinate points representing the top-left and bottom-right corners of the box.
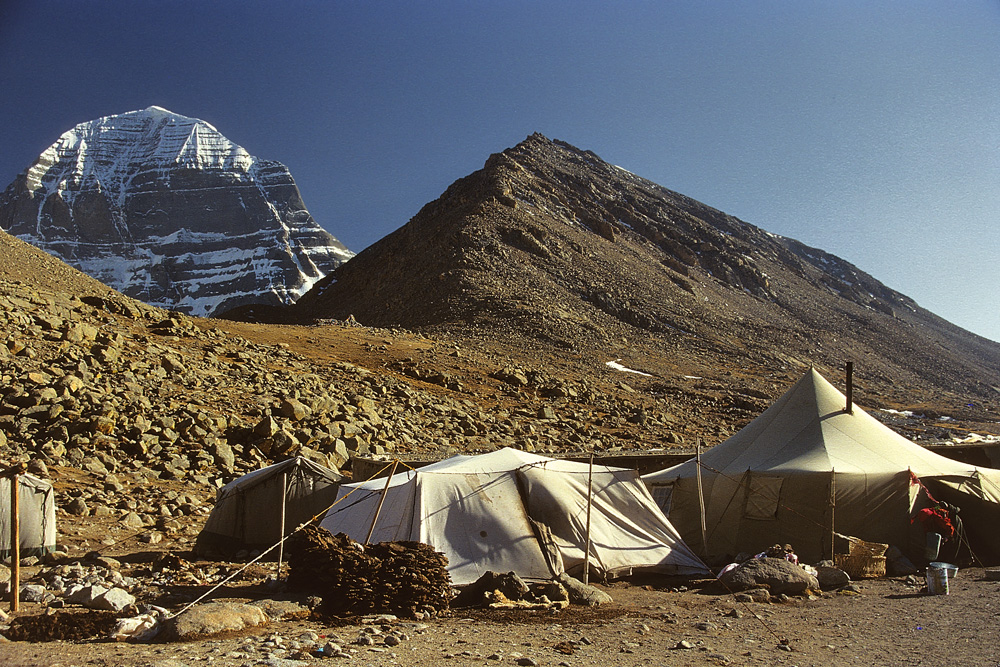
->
(8, 558), (139, 613)
(286, 526), (451, 619)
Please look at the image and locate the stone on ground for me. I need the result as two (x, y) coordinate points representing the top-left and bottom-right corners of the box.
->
(162, 601), (270, 641)
(719, 558), (819, 595)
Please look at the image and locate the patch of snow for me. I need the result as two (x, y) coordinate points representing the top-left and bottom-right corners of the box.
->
(605, 359), (652, 377)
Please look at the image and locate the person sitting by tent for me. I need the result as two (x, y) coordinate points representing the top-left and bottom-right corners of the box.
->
(913, 501), (964, 563)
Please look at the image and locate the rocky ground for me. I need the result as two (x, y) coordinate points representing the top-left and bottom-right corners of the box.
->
(3, 524), (1000, 667)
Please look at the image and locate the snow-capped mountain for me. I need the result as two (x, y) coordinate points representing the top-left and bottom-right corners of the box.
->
(0, 106), (353, 316)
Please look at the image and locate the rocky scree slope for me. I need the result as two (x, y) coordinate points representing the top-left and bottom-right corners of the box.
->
(0, 227), (760, 493)
(0, 106), (353, 317)
(287, 133), (1000, 410)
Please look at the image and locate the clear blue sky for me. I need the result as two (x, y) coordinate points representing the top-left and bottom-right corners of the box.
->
(2, 1), (999, 342)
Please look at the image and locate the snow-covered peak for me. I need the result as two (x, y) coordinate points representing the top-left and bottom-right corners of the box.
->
(3, 107), (353, 317)
(25, 106), (254, 195)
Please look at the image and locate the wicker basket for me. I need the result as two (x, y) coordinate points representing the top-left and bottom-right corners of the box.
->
(834, 537), (888, 579)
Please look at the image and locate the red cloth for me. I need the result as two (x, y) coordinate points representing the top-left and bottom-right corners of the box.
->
(913, 507), (954, 539)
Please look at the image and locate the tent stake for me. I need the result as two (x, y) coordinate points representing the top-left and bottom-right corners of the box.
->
(365, 460), (399, 545)
(277, 472), (288, 578)
(583, 452), (594, 585)
(696, 438), (708, 556)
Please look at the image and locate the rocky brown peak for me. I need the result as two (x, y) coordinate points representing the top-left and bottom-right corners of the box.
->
(287, 133), (1000, 406)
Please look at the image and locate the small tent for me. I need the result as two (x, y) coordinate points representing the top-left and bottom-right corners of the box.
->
(1, 473), (57, 559)
(320, 447), (708, 585)
(643, 369), (1000, 564)
(196, 457), (343, 558)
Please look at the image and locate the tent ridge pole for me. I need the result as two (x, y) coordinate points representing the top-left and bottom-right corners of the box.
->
(365, 460), (399, 545)
(277, 472), (288, 578)
(696, 438), (708, 557)
(583, 451), (594, 585)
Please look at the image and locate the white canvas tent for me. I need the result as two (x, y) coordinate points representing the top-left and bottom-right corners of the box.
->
(643, 369), (1000, 564)
(320, 447), (708, 585)
(1, 473), (57, 559)
(196, 457), (343, 558)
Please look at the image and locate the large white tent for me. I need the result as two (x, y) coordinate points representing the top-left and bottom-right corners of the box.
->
(643, 369), (1000, 564)
(197, 457), (343, 558)
(320, 447), (709, 585)
(1, 473), (57, 559)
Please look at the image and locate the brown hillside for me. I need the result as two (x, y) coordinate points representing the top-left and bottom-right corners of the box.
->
(286, 133), (1000, 413)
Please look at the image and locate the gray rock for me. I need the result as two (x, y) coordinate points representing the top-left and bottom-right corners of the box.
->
(815, 565), (851, 590)
(163, 601), (270, 641)
(250, 599), (311, 621)
(66, 497), (89, 516)
(63, 323), (98, 343)
(278, 398), (310, 421)
(20, 584), (51, 603)
(212, 441), (235, 470)
(719, 558), (819, 595)
(91, 587), (136, 612)
(65, 583), (109, 605)
(556, 572), (613, 606)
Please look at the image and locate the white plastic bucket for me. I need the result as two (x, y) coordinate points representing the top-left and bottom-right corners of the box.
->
(926, 565), (950, 595)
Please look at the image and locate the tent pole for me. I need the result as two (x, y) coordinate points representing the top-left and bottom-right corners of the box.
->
(830, 469), (836, 561)
(845, 362), (854, 414)
(696, 438), (708, 557)
(277, 472), (287, 578)
(366, 460), (399, 545)
(9, 467), (21, 612)
(583, 451), (594, 585)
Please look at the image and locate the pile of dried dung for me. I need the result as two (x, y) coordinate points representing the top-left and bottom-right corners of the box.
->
(5, 610), (120, 642)
(286, 525), (451, 618)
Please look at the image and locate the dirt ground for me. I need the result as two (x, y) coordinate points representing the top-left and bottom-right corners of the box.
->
(3, 567), (998, 667)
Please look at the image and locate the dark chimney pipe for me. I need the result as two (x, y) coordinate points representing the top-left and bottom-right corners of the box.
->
(845, 362), (854, 414)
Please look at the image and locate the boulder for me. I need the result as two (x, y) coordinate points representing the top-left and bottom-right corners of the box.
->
(250, 599), (311, 621)
(719, 558), (819, 595)
(20, 584), (51, 603)
(91, 587), (136, 612)
(815, 565), (851, 590)
(65, 583), (109, 606)
(162, 601), (270, 641)
(885, 545), (918, 576)
(556, 573), (613, 606)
